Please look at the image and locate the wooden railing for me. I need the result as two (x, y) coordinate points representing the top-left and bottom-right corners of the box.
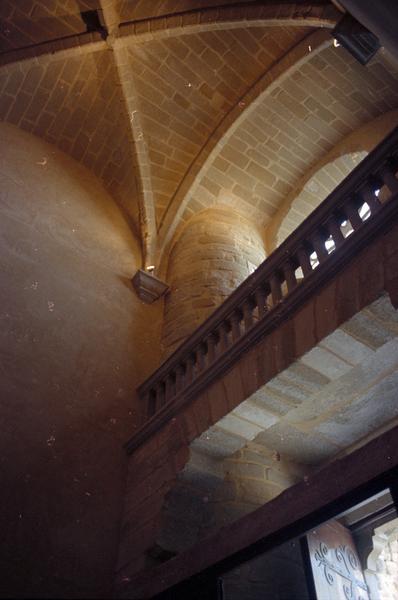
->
(125, 127), (398, 454)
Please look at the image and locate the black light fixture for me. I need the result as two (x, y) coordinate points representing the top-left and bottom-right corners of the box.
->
(332, 13), (381, 65)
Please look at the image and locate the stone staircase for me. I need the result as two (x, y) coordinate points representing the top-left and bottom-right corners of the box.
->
(157, 294), (398, 554)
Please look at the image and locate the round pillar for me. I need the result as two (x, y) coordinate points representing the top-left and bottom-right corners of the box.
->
(162, 208), (266, 356)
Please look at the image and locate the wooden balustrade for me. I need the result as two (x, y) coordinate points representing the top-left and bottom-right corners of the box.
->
(127, 127), (398, 452)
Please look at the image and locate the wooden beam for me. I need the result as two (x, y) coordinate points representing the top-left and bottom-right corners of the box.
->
(117, 425), (398, 598)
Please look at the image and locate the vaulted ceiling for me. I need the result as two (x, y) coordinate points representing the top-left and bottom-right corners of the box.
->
(1, 0), (398, 271)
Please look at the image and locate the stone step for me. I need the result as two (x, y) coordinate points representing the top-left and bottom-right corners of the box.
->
(189, 295), (398, 467)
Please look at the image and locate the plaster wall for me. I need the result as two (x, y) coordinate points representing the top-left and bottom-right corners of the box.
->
(0, 123), (162, 598)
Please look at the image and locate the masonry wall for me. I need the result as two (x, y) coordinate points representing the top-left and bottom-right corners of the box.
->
(162, 207), (265, 356)
(116, 217), (398, 595)
(0, 123), (162, 599)
(154, 443), (303, 555)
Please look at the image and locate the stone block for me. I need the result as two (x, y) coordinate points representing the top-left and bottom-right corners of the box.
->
(255, 423), (340, 465)
(285, 337), (398, 427)
(365, 294), (398, 330)
(266, 375), (308, 405)
(232, 400), (278, 430)
(280, 361), (329, 393)
(265, 467), (296, 489)
(184, 449), (224, 480)
(241, 449), (275, 466)
(238, 479), (280, 504)
(225, 461), (265, 480)
(191, 426), (244, 459)
(217, 413), (263, 440)
(342, 311), (395, 349)
(315, 370), (398, 447)
(320, 328), (374, 365)
(250, 387), (292, 417)
(300, 346), (352, 380)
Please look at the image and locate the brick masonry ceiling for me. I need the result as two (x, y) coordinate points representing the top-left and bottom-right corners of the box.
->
(1, 1), (398, 268)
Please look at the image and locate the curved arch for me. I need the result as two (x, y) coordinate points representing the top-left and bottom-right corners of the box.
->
(268, 109), (398, 251)
(276, 152), (368, 247)
(155, 28), (331, 277)
(113, 45), (157, 268)
(117, 3), (338, 45)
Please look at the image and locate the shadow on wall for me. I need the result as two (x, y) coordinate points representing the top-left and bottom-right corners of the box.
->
(0, 124), (162, 599)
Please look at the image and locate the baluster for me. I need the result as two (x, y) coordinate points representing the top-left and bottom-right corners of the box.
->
(156, 381), (165, 407)
(147, 390), (157, 418)
(196, 344), (206, 372)
(185, 355), (194, 384)
(165, 374), (175, 402)
(206, 333), (217, 364)
(255, 287), (267, 319)
(283, 261), (297, 293)
(218, 321), (229, 353)
(360, 185), (381, 214)
(230, 311), (241, 342)
(327, 216), (345, 248)
(175, 364), (185, 393)
(311, 232), (328, 264)
(344, 200), (363, 231)
(380, 165), (398, 194)
(297, 247), (312, 277)
(270, 274), (282, 305)
(242, 299), (254, 331)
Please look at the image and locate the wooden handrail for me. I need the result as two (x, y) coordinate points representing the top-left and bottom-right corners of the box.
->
(125, 127), (398, 454)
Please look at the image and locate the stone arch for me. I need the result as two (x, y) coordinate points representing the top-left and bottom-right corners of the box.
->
(276, 151), (368, 247)
(117, 3), (337, 45)
(268, 110), (398, 251)
(155, 29), (332, 276)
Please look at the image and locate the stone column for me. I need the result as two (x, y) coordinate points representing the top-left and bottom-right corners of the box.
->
(162, 207), (266, 356)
